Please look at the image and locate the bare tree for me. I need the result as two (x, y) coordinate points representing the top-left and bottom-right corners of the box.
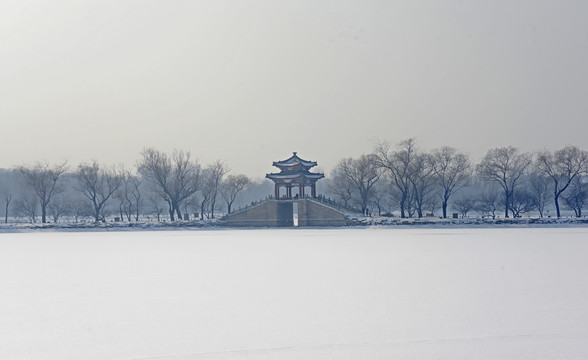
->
(115, 172), (132, 221)
(206, 160), (230, 218)
(336, 154), (381, 214)
(76, 161), (123, 222)
(16, 162), (68, 223)
(535, 146), (588, 218)
(137, 148), (201, 221)
(509, 190), (534, 218)
(423, 191), (442, 217)
(453, 196), (476, 218)
(220, 174), (250, 214)
(71, 200), (93, 222)
(374, 138), (420, 218)
(47, 193), (71, 223)
(409, 153), (437, 218)
(563, 176), (586, 217)
(3, 192), (12, 224)
(369, 180), (391, 216)
(404, 186), (418, 218)
(476, 147), (532, 218)
(475, 189), (501, 219)
(327, 168), (355, 208)
(198, 168), (215, 220)
(0, 170), (15, 223)
(430, 147), (471, 218)
(128, 176), (143, 221)
(146, 193), (167, 222)
(527, 174), (551, 217)
(176, 195), (197, 220)
(14, 191), (38, 223)
(115, 170), (143, 221)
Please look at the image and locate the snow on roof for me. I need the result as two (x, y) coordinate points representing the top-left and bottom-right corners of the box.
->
(272, 152), (317, 168)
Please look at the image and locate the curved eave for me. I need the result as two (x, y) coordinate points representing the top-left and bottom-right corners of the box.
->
(272, 153), (318, 168)
(266, 173), (324, 181)
(272, 162), (316, 169)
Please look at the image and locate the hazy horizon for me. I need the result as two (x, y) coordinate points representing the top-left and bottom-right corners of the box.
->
(1, 0), (587, 178)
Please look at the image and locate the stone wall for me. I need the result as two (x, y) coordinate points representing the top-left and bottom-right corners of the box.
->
(298, 199), (347, 226)
(222, 201), (281, 227)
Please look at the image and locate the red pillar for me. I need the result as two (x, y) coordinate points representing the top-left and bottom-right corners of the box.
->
(275, 183), (279, 199)
(311, 184), (316, 197)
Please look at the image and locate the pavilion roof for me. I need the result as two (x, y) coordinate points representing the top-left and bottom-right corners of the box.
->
(272, 152), (317, 168)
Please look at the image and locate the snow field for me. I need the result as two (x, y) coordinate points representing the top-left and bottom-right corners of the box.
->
(0, 228), (587, 359)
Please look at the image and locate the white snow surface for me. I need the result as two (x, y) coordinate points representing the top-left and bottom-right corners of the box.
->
(1, 228), (587, 360)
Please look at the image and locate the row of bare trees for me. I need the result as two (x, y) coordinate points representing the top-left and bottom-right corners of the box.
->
(1, 142), (586, 223)
(328, 139), (588, 218)
(0, 149), (252, 223)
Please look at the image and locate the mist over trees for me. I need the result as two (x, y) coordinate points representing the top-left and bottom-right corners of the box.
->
(535, 146), (588, 218)
(0, 140), (586, 223)
(336, 154), (381, 215)
(220, 174), (250, 214)
(476, 147), (533, 218)
(430, 147), (471, 218)
(327, 140), (586, 219)
(17, 162), (68, 223)
(76, 161), (123, 222)
(137, 148), (201, 221)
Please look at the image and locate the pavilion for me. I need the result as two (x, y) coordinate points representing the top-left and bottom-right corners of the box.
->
(266, 152), (324, 199)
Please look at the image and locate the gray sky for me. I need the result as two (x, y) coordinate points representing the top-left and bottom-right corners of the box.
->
(1, 0), (587, 178)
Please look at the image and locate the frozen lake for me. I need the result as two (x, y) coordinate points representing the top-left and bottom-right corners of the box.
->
(1, 228), (587, 360)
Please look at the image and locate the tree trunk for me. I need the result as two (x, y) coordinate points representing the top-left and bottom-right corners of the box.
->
(442, 202), (448, 218)
(554, 192), (561, 218)
(200, 201), (206, 220)
(41, 204), (47, 224)
(167, 200), (175, 221)
(504, 192), (509, 218)
(210, 199), (216, 219)
(227, 203), (232, 214)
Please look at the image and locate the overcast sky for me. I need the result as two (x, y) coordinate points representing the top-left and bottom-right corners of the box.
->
(1, 0), (587, 178)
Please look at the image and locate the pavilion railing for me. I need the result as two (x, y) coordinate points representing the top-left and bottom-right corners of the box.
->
(313, 195), (363, 214)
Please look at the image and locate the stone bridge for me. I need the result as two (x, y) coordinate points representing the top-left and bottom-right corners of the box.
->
(221, 198), (348, 227)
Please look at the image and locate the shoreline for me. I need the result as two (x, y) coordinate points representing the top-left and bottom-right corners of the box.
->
(0, 217), (587, 233)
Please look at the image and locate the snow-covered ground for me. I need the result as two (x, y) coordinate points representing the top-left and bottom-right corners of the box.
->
(1, 228), (587, 360)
